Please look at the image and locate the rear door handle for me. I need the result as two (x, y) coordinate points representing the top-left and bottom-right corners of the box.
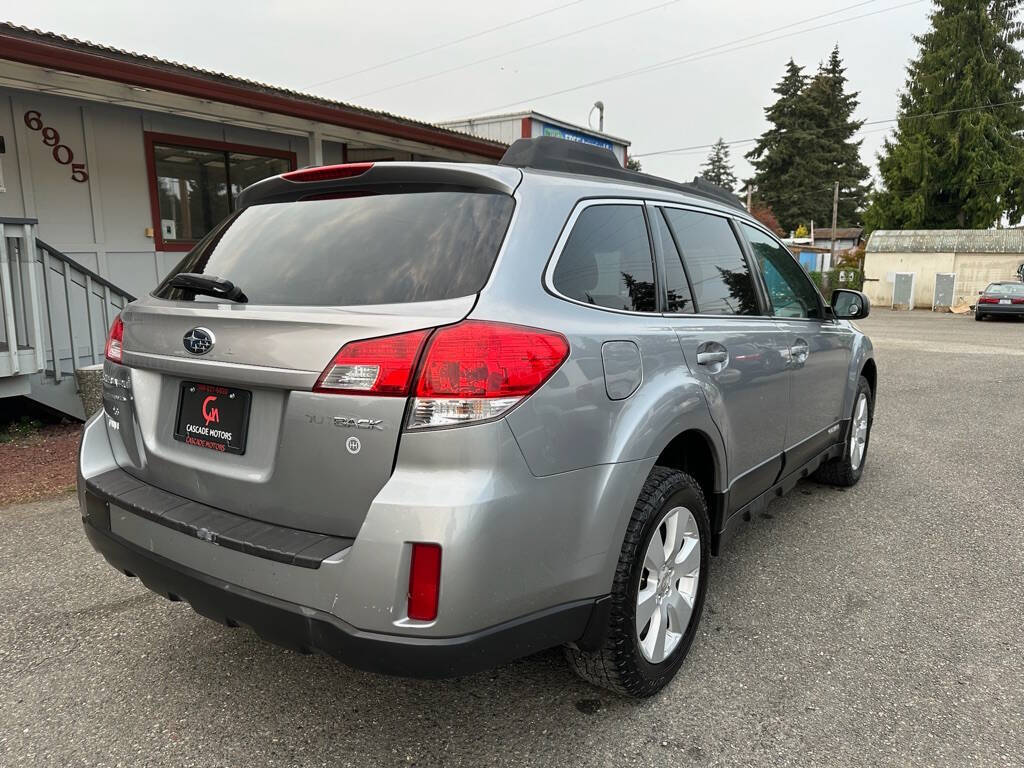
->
(696, 350), (728, 366)
(790, 339), (810, 365)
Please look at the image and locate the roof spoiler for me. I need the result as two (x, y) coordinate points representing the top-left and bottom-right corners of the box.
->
(499, 136), (745, 212)
(236, 162), (520, 207)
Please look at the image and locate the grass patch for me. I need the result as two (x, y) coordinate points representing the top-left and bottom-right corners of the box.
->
(0, 415), (44, 444)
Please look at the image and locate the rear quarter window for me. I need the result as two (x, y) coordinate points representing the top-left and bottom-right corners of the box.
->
(551, 204), (656, 313)
(155, 190), (514, 306)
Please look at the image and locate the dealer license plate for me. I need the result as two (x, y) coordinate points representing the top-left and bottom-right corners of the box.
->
(173, 381), (251, 455)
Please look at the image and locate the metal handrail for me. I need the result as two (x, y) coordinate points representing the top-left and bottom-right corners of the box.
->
(35, 239), (137, 302)
(0, 222), (135, 386)
(0, 221), (44, 376)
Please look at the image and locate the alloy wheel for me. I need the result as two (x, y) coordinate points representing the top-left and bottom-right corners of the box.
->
(635, 506), (701, 664)
(850, 393), (870, 470)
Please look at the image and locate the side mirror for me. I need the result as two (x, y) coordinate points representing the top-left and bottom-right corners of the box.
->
(831, 289), (870, 320)
(978, 290), (984, 295)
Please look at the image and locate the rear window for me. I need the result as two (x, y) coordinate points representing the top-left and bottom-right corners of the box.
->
(155, 191), (514, 306)
(987, 283), (1024, 295)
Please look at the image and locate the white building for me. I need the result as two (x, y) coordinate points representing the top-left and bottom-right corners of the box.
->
(864, 229), (1024, 309)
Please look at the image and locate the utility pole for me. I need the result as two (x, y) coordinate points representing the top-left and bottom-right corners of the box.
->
(746, 185), (752, 213)
(830, 180), (840, 268)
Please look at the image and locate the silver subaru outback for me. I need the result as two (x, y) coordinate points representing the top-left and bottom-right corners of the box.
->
(79, 137), (876, 697)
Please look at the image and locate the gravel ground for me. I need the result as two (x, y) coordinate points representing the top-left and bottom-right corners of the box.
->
(0, 422), (80, 506)
(1, 310), (1021, 767)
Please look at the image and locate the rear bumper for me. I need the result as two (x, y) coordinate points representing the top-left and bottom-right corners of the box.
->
(78, 406), (632, 676)
(83, 517), (603, 678)
(977, 304), (1024, 315)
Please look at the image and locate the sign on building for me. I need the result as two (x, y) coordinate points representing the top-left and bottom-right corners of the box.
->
(540, 123), (614, 151)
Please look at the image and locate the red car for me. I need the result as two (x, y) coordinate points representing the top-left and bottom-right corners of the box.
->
(976, 281), (1024, 321)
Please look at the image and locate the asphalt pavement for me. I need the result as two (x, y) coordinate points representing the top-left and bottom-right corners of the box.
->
(1, 310), (1022, 767)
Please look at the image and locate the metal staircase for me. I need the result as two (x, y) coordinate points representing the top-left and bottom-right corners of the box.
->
(0, 218), (134, 420)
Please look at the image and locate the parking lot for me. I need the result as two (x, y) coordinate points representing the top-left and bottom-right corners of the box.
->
(1, 310), (1021, 768)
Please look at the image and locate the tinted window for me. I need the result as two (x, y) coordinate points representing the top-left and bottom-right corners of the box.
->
(743, 224), (822, 319)
(662, 209), (758, 315)
(155, 191), (514, 306)
(653, 209), (694, 313)
(552, 205), (656, 312)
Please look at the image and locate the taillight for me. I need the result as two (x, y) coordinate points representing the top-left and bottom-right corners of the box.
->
(1012, 298), (1024, 305)
(408, 320), (569, 429)
(105, 314), (124, 363)
(407, 543), (441, 621)
(314, 329), (429, 396)
(282, 163), (373, 182)
(978, 296), (1000, 304)
(313, 321), (569, 427)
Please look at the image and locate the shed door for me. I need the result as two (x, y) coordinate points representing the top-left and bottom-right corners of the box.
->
(933, 272), (955, 310)
(893, 272), (915, 310)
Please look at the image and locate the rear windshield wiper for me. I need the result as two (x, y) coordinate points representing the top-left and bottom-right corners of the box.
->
(167, 273), (248, 303)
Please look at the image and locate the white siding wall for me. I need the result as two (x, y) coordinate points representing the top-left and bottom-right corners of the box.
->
(442, 117), (524, 145)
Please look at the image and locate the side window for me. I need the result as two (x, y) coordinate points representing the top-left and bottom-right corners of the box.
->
(662, 209), (759, 315)
(552, 204), (656, 313)
(652, 209), (695, 313)
(742, 224), (822, 319)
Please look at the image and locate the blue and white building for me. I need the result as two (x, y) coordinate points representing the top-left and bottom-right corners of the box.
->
(441, 110), (630, 167)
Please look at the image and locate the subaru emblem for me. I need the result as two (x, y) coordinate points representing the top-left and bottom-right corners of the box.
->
(183, 327), (214, 355)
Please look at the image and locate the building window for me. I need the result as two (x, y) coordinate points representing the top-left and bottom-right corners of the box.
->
(146, 133), (295, 250)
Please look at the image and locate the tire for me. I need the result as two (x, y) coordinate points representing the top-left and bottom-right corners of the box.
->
(813, 375), (873, 487)
(565, 466), (710, 698)
(975, 311), (985, 321)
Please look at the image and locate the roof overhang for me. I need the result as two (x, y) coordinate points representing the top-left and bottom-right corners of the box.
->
(0, 27), (507, 162)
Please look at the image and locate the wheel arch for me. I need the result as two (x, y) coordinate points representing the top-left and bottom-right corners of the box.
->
(653, 428), (725, 547)
(861, 357), (877, 399)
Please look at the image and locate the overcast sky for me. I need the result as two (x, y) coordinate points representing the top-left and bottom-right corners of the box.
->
(7, 0), (934, 183)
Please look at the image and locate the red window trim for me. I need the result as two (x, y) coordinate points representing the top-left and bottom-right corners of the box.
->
(144, 131), (297, 252)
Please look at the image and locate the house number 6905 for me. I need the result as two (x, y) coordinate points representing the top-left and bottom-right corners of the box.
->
(23, 110), (90, 183)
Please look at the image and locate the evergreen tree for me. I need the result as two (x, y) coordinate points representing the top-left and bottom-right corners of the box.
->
(803, 46), (871, 227)
(625, 156), (643, 172)
(746, 60), (826, 232)
(700, 138), (738, 191)
(867, 0), (1024, 229)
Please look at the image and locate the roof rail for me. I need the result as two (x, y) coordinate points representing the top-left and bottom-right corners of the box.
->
(498, 137), (746, 212)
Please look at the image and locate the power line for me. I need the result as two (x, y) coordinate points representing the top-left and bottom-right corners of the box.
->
(634, 98), (1024, 159)
(464, 0), (918, 117)
(637, 125), (896, 159)
(307, 0), (588, 89)
(862, 97), (1024, 126)
(353, 0), (681, 100)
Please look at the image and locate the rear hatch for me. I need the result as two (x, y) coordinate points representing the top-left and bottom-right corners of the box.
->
(105, 169), (517, 537)
(980, 283), (1024, 306)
